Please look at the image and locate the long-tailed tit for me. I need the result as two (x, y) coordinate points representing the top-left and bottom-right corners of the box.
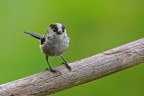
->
(24, 23), (71, 73)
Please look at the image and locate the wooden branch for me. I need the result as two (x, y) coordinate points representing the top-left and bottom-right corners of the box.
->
(0, 38), (144, 96)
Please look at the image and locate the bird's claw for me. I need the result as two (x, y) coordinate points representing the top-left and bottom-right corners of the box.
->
(45, 68), (61, 75)
(62, 62), (72, 71)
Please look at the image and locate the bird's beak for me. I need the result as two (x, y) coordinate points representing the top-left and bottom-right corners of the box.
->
(56, 31), (63, 35)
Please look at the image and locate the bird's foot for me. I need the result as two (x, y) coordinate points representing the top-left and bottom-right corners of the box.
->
(45, 68), (61, 75)
(62, 62), (72, 71)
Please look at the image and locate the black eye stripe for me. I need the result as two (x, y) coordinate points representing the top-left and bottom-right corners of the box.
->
(50, 24), (57, 28)
(50, 24), (58, 32)
(53, 27), (58, 32)
(62, 25), (65, 29)
(62, 28), (65, 32)
(62, 25), (65, 32)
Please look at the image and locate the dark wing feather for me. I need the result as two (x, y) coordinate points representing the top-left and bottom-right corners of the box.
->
(40, 37), (45, 45)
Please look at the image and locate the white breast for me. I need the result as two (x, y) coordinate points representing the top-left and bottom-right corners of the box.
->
(40, 33), (70, 56)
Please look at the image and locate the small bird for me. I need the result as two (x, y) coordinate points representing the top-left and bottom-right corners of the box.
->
(24, 23), (71, 73)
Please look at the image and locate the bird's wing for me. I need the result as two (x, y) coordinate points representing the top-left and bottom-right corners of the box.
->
(40, 37), (45, 45)
(24, 31), (42, 40)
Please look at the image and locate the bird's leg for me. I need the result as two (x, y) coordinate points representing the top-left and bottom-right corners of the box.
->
(60, 55), (71, 71)
(45, 55), (58, 73)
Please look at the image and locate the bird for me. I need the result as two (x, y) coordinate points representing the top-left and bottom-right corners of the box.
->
(24, 23), (71, 73)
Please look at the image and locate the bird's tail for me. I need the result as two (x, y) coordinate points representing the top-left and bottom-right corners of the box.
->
(24, 31), (42, 40)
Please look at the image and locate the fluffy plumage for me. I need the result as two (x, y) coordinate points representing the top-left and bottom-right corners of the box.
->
(24, 23), (71, 73)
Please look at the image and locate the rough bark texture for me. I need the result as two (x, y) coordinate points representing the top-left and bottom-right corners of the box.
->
(0, 38), (144, 96)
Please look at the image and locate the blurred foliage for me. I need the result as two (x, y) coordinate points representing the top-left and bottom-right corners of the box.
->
(0, 0), (144, 96)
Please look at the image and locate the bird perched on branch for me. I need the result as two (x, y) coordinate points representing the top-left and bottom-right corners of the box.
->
(24, 23), (71, 73)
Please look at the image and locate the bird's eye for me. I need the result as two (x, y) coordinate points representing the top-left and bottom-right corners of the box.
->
(53, 27), (57, 32)
(62, 27), (65, 32)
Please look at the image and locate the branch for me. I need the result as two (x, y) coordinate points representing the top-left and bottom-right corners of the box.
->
(0, 38), (144, 96)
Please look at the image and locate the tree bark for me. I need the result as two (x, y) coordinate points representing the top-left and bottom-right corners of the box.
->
(0, 38), (144, 96)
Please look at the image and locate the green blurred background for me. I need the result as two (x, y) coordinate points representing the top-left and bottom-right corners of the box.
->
(0, 0), (144, 96)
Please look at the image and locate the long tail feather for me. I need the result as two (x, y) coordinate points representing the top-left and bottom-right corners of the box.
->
(24, 31), (42, 40)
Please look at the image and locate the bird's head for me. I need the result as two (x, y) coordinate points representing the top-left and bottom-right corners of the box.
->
(48, 23), (66, 35)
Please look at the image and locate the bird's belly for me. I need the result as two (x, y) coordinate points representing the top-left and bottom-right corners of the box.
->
(40, 42), (68, 56)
